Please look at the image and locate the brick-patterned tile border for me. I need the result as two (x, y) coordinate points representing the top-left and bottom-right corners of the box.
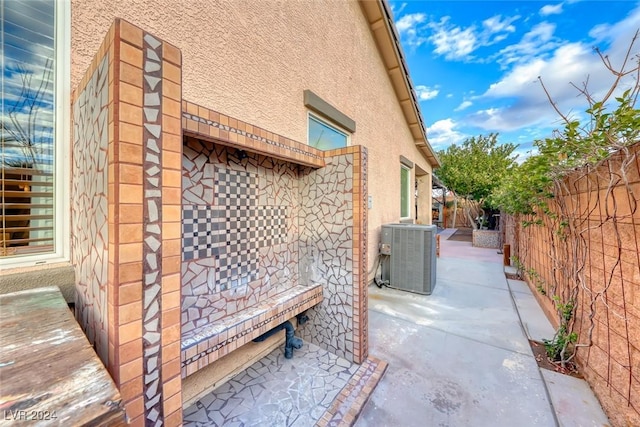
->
(182, 101), (325, 168)
(316, 356), (388, 427)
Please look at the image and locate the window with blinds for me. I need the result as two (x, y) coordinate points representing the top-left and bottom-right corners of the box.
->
(1, 0), (56, 258)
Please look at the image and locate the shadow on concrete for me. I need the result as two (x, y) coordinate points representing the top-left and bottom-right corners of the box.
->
(357, 229), (609, 427)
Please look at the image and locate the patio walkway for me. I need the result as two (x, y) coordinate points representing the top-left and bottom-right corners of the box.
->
(181, 228), (609, 426)
(356, 228), (610, 427)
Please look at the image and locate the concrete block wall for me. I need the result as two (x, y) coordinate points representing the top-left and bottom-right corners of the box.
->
(504, 142), (640, 427)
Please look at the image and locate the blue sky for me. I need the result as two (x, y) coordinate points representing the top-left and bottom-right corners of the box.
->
(390, 0), (640, 157)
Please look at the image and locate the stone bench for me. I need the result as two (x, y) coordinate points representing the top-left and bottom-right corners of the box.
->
(181, 283), (323, 378)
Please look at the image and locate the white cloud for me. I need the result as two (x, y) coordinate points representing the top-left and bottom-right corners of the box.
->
(428, 17), (477, 59)
(455, 100), (473, 111)
(426, 14), (520, 61)
(426, 118), (469, 149)
(390, 2), (407, 19)
(470, 5), (640, 134)
(483, 15), (517, 33)
(590, 5), (640, 46)
(495, 22), (559, 69)
(539, 3), (564, 16)
(415, 85), (440, 100)
(396, 13), (426, 33)
(395, 13), (429, 47)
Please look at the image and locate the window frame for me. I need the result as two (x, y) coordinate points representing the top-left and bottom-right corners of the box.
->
(400, 164), (411, 220)
(307, 112), (350, 151)
(0, 0), (71, 268)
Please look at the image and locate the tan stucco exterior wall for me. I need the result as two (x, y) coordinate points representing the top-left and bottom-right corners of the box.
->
(71, 0), (433, 280)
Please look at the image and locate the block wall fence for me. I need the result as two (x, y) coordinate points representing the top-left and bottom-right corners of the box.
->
(504, 142), (640, 427)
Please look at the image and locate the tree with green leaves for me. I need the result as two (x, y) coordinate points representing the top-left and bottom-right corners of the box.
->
(436, 133), (518, 229)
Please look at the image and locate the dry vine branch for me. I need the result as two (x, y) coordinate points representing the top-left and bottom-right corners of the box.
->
(512, 33), (640, 376)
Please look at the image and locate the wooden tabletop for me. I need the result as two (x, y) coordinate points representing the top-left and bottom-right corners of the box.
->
(0, 286), (127, 426)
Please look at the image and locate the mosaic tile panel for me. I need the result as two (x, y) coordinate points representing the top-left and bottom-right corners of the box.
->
(183, 342), (359, 426)
(298, 152), (356, 361)
(356, 148), (369, 364)
(216, 168), (258, 291)
(181, 169), (288, 286)
(181, 138), (300, 340)
(181, 284), (323, 377)
(215, 168), (256, 205)
(182, 205), (226, 261)
(71, 54), (110, 365)
(293, 146), (368, 365)
(141, 32), (164, 426)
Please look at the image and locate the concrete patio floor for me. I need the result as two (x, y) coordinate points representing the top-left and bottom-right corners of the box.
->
(181, 228), (610, 426)
(356, 228), (610, 427)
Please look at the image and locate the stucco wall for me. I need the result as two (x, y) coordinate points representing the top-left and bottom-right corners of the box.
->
(71, 0), (434, 278)
(0, 264), (75, 301)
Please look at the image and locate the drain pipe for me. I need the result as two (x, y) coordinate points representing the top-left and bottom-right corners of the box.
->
(253, 320), (303, 359)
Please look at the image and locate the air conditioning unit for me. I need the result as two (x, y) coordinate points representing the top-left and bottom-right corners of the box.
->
(380, 224), (437, 295)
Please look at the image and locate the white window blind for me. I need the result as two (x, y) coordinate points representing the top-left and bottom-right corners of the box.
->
(1, 0), (56, 257)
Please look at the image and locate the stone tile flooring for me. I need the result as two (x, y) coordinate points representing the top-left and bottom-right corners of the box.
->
(183, 342), (386, 426)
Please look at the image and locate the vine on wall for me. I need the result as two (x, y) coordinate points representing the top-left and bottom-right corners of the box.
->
(494, 33), (640, 425)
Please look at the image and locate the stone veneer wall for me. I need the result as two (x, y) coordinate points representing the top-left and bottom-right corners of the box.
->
(72, 51), (110, 365)
(298, 146), (368, 363)
(472, 230), (501, 249)
(180, 137), (300, 339)
(71, 19), (184, 426)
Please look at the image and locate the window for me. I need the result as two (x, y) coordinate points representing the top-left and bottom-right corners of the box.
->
(1, 0), (69, 265)
(400, 165), (411, 219)
(308, 114), (349, 150)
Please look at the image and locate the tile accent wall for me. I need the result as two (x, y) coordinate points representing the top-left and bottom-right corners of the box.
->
(72, 54), (110, 366)
(181, 284), (323, 377)
(180, 102), (369, 366)
(355, 147), (369, 363)
(141, 32), (166, 425)
(181, 137), (300, 339)
(73, 19), (184, 427)
(298, 146), (369, 363)
(71, 18), (370, 427)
